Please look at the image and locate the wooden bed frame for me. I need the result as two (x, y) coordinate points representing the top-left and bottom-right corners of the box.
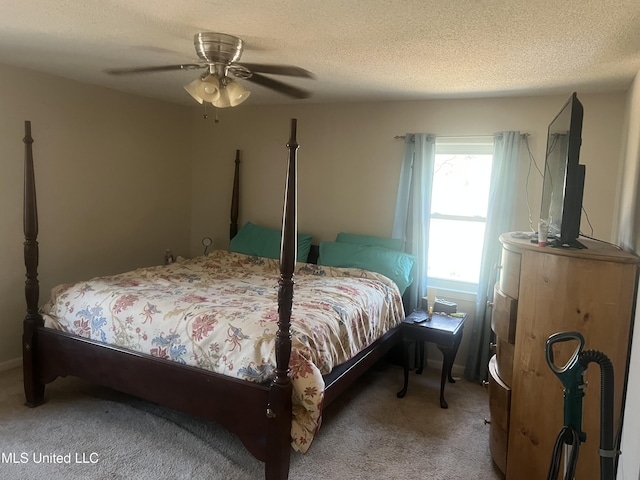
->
(21, 118), (402, 479)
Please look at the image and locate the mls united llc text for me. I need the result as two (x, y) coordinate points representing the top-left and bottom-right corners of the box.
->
(1, 452), (99, 464)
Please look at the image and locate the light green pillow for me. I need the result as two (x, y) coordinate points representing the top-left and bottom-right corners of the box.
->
(336, 232), (404, 252)
(229, 221), (312, 263)
(318, 241), (415, 293)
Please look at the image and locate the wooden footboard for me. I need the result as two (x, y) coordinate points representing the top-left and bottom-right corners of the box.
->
(36, 328), (273, 459)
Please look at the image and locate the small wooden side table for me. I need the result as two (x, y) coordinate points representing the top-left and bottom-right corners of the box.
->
(396, 310), (468, 408)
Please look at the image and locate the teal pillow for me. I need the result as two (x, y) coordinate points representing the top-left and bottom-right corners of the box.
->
(318, 241), (415, 293)
(229, 222), (312, 263)
(336, 232), (404, 252)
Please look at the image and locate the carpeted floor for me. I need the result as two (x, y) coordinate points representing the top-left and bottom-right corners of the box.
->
(0, 360), (504, 479)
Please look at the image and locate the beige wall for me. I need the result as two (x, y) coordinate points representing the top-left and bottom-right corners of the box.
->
(0, 64), (193, 367)
(615, 72), (640, 480)
(189, 93), (627, 369)
(190, 94), (627, 254)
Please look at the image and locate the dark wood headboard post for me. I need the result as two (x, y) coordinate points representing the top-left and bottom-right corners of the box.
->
(265, 119), (297, 479)
(230, 149), (240, 240)
(22, 120), (45, 407)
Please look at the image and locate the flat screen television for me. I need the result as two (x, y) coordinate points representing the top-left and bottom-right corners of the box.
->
(539, 92), (586, 249)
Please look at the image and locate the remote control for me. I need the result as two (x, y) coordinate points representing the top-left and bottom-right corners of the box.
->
(410, 311), (429, 324)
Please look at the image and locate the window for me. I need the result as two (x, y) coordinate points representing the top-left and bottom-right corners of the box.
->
(427, 137), (494, 293)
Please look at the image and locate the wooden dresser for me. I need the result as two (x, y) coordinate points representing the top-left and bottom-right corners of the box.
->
(488, 233), (639, 479)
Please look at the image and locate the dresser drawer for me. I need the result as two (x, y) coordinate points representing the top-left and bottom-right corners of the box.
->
(488, 355), (511, 432)
(488, 355), (510, 474)
(490, 421), (508, 474)
(499, 247), (521, 299)
(496, 337), (514, 386)
(491, 285), (517, 344)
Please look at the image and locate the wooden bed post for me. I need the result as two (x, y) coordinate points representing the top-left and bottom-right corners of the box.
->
(22, 120), (45, 407)
(230, 149), (240, 240)
(265, 119), (297, 480)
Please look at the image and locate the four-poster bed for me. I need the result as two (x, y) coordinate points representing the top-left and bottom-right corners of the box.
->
(21, 119), (404, 479)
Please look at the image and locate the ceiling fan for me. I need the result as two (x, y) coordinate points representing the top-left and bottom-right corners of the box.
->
(106, 32), (314, 108)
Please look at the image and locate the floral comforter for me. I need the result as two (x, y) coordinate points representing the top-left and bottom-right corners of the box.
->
(41, 250), (404, 452)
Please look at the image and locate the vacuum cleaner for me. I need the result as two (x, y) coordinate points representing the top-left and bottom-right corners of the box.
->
(545, 332), (617, 480)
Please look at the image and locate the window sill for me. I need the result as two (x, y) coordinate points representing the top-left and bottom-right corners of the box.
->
(427, 278), (478, 301)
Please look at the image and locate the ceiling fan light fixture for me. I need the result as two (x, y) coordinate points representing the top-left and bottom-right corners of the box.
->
(195, 75), (221, 103)
(226, 79), (251, 107)
(183, 78), (204, 104)
(211, 86), (232, 108)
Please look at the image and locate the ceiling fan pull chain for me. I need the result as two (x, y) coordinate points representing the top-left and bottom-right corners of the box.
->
(200, 103), (221, 123)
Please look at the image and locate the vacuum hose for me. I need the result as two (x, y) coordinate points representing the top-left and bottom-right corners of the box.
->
(579, 350), (615, 480)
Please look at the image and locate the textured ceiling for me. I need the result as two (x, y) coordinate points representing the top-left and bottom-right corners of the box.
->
(1, 0), (639, 106)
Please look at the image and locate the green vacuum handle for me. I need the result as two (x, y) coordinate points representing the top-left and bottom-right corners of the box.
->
(545, 331), (587, 443)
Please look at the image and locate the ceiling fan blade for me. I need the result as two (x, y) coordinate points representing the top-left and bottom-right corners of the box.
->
(244, 73), (312, 99)
(236, 63), (314, 78)
(105, 64), (205, 75)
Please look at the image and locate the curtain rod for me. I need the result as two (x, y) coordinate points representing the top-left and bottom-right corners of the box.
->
(394, 133), (530, 139)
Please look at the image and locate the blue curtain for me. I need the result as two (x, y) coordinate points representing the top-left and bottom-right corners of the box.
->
(464, 131), (521, 382)
(392, 134), (436, 312)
